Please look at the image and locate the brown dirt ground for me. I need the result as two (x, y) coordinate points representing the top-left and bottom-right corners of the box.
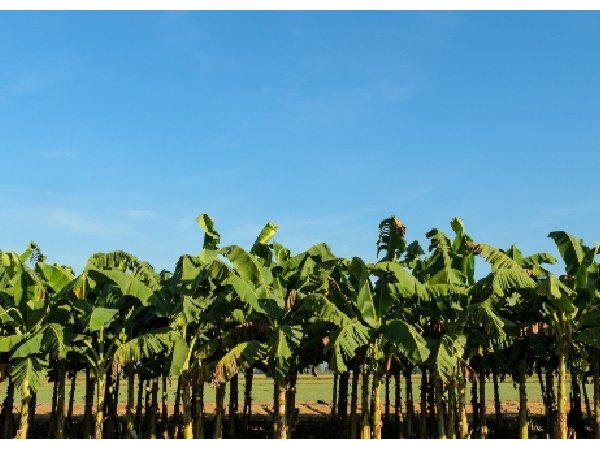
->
(23, 400), (546, 417)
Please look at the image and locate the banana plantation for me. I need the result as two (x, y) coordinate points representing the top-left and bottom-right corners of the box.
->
(1, 214), (600, 439)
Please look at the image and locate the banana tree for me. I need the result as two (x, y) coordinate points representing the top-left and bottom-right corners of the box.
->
(296, 255), (370, 439)
(300, 247), (429, 439)
(38, 262), (77, 439)
(467, 241), (546, 439)
(148, 213), (236, 439)
(212, 220), (348, 439)
(69, 251), (160, 438)
(380, 217), (425, 432)
(0, 245), (45, 439)
(410, 220), (475, 439)
(301, 216), (431, 440)
(112, 321), (175, 438)
(542, 231), (600, 439)
(217, 224), (305, 439)
(409, 219), (535, 439)
(500, 245), (558, 438)
(0, 244), (74, 439)
(574, 306), (600, 438)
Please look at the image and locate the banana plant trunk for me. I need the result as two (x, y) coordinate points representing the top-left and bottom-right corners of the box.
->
(126, 367), (135, 438)
(193, 368), (205, 439)
(161, 375), (169, 439)
(286, 369), (298, 437)
(95, 328), (106, 440)
(546, 368), (556, 438)
(112, 368), (120, 437)
(190, 373), (196, 429)
(49, 373), (57, 437)
(360, 369), (371, 439)
(338, 371), (349, 420)
(458, 364), (468, 439)
(242, 368), (252, 436)
(447, 377), (456, 439)
(55, 361), (67, 439)
(135, 374), (144, 435)
(384, 371), (391, 430)
(67, 370), (76, 434)
(273, 378), (279, 438)
(434, 372), (446, 439)
(571, 371), (583, 437)
(28, 391), (36, 434)
(214, 382), (225, 439)
(116, 371), (122, 433)
(479, 366), (487, 439)
(172, 375), (181, 438)
(405, 367), (414, 438)
(229, 374), (238, 438)
(419, 367), (427, 439)
(83, 367), (94, 438)
(519, 360), (528, 439)
(471, 373), (478, 437)
(558, 347), (567, 439)
(428, 370), (435, 437)
(16, 376), (30, 439)
(332, 373), (338, 419)
(371, 371), (382, 439)
(148, 379), (158, 439)
(181, 373), (193, 439)
(594, 359), (600, 439)
(1, 375), (14, 439)
(493, 367), (503, 436)
(274, 379), (288, 439)
(394, 370), (403, 438)
(95, 372), (106, 439)
(142, 379), (151, 434)
(350, 366), (359, 438)
(104, 370), (114, 438)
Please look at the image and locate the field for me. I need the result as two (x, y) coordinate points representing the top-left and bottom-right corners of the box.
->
(0, 372), (576, 418)
(2, 219), (599, 439)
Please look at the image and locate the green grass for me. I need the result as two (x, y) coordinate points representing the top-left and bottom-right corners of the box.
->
(1, 371), (589, 410)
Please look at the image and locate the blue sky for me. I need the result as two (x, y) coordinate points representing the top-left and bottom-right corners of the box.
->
(1, 11), (599, 274)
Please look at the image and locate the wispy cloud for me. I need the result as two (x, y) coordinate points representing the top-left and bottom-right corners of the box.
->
(2, 70), (63, 97)
(122, 209), (160, 220)
(39, 149), (76, 159)
(42, 207), (110, 235)
(31, 206), (149, 237)
(4, 74), (46, 95)
(286, 76), (418, 123)
(527, 203), (600, 229)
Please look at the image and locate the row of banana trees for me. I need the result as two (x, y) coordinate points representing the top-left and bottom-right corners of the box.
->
(0, 214), (599, 439)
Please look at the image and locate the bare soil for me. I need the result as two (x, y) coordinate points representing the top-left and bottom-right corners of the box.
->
(20, 399), (546, 417)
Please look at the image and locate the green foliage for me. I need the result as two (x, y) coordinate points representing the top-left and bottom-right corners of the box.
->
(427, 333), (466, 379)
(327, 321), (371, 372)
(113, 328), (175, 365)
(5, 212), (600, 440)
(196, 213), (221, 251)
(223, 245), (267, 287)
(213, 340), (265, 383)
(373, 261), (429, 301)
(377, 216), (406, 262)
(37, 263), (74, 294)
(10, 357), (45, 392)
(88, 308), (119, 332)
(88, 270), (155, 306)
(381, 319), (429, 364)
(0, 334), (23, 352)
(169, 335), (190, 376)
